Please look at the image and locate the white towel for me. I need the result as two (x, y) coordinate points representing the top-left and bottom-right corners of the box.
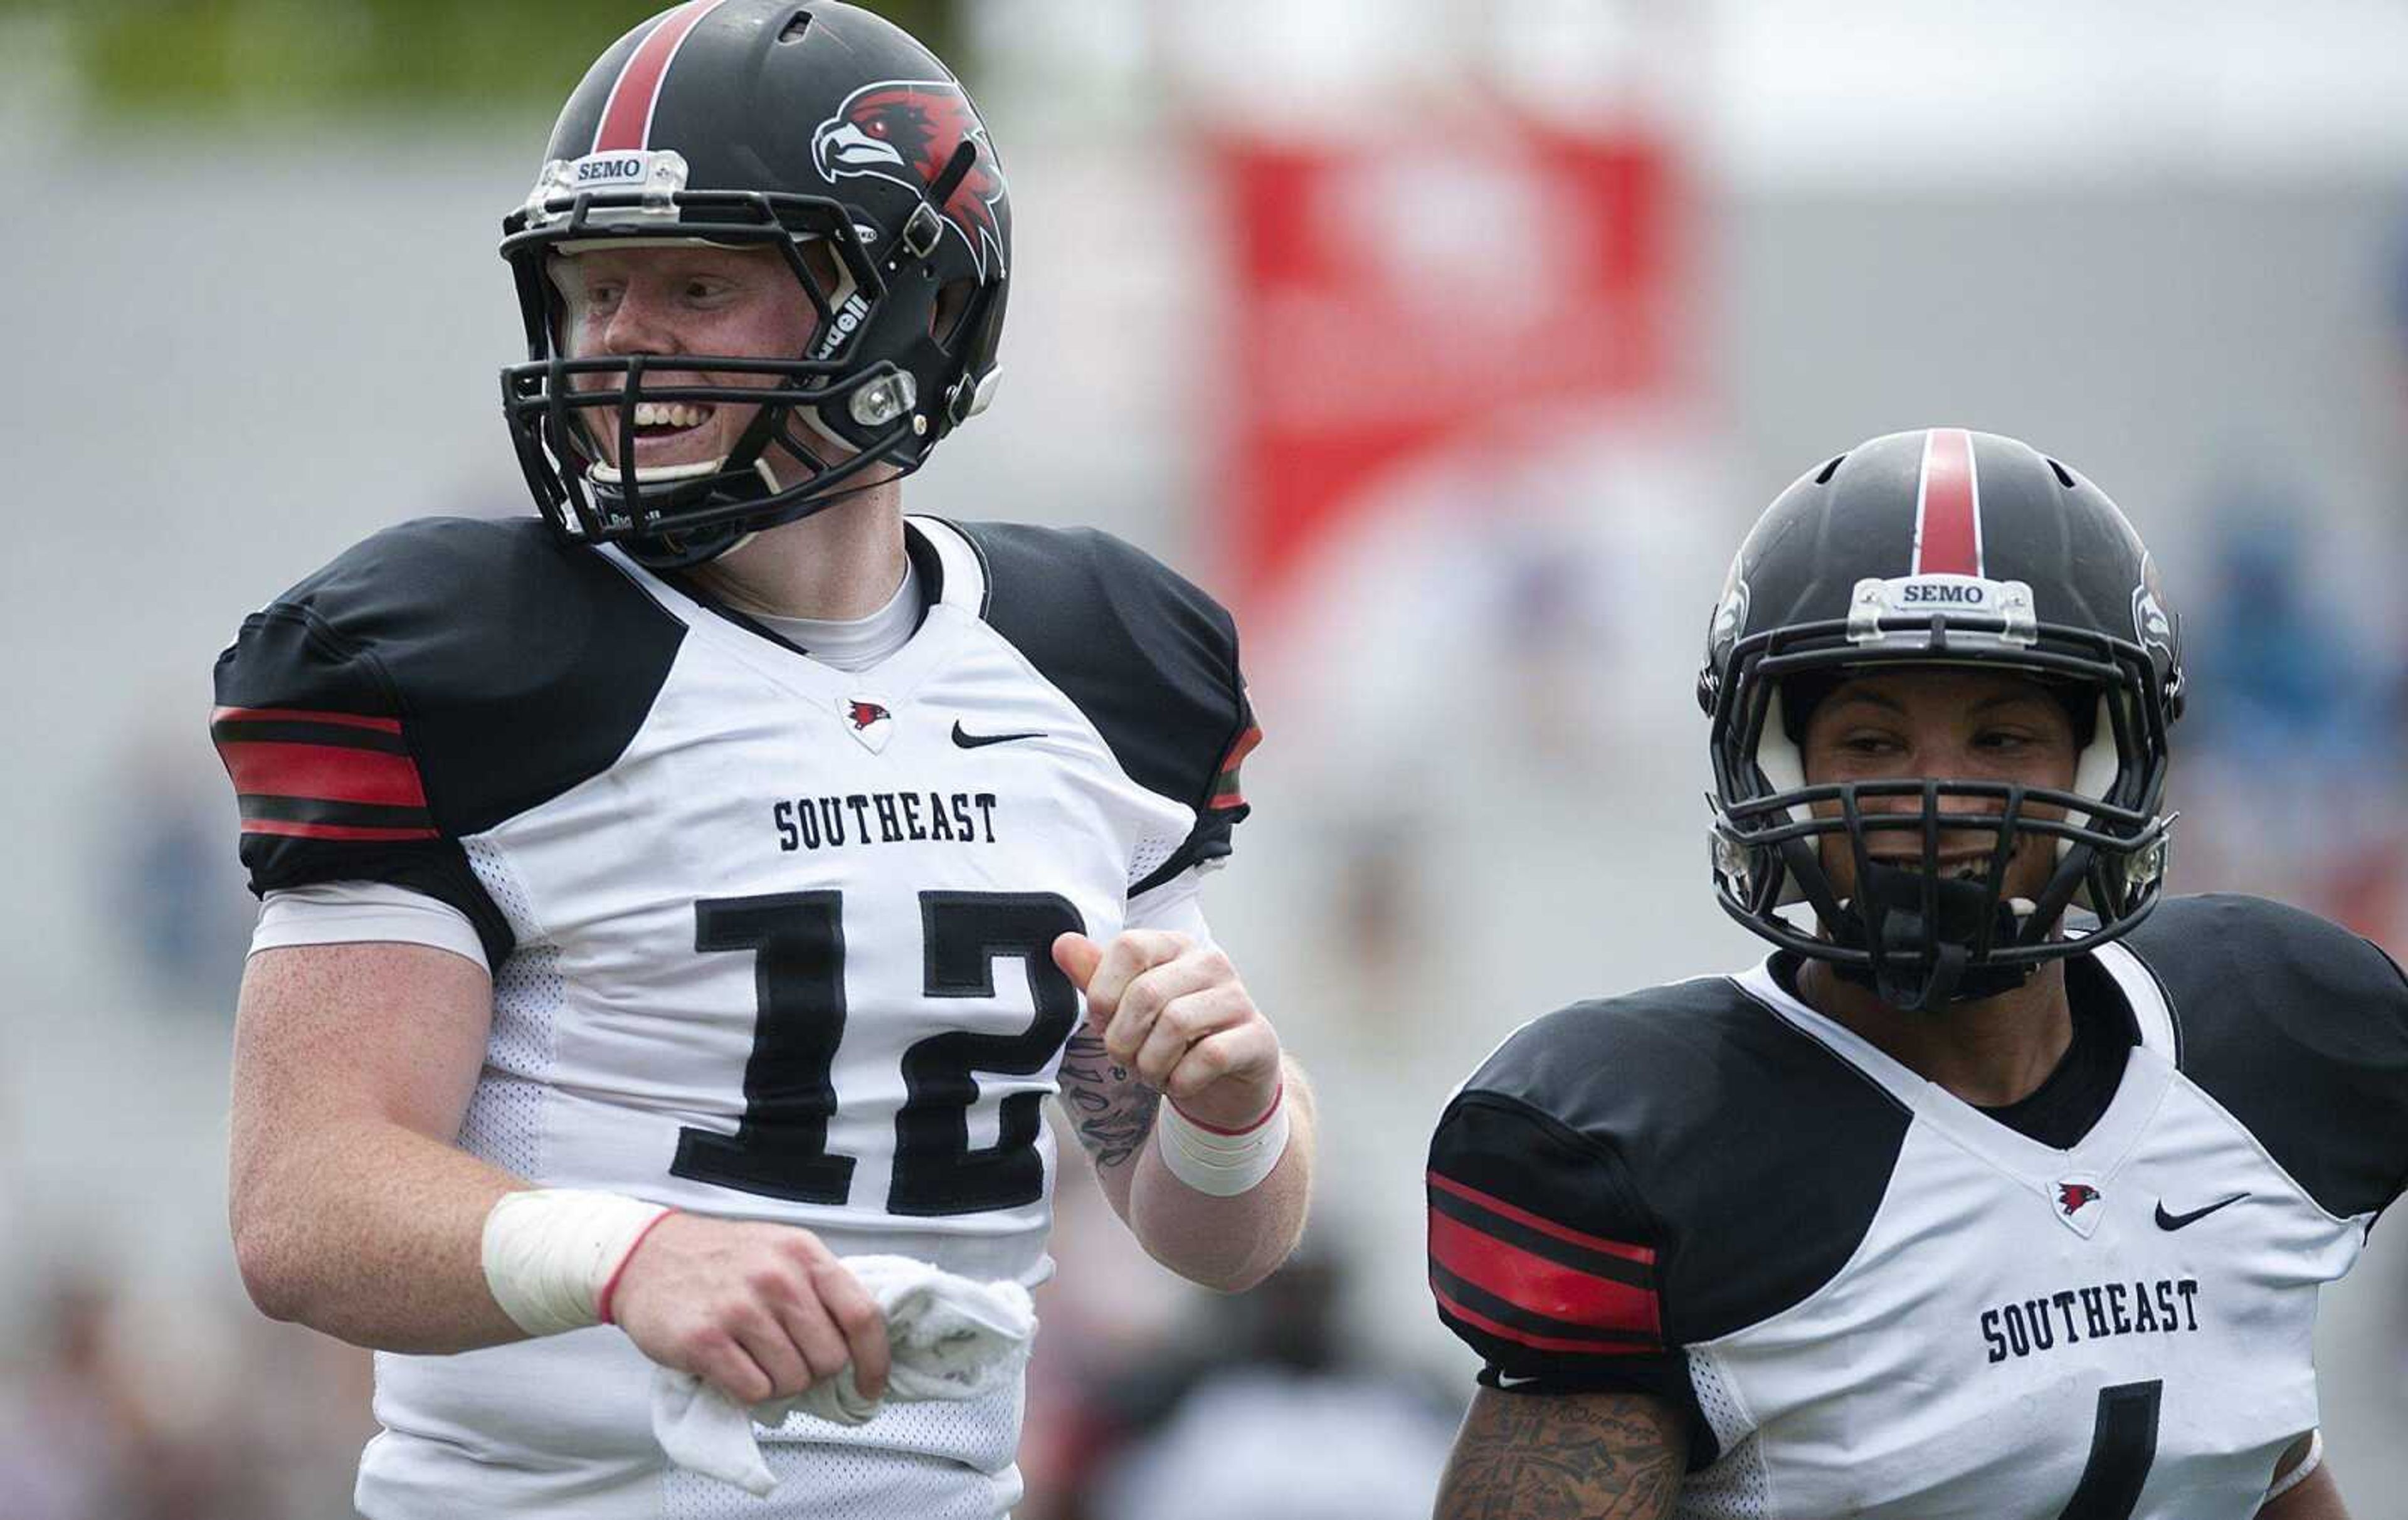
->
(648, 1255), (1038, 1497)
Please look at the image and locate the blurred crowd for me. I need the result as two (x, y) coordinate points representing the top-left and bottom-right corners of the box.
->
(0, 1281), (367, 1520)
(2175, 512), (2408, 946)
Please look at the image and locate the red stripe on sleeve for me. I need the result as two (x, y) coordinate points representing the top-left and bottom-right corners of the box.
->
(211, 706), (402, 734)
(1430, 1284), (1654, 1357)
(217, 741), (429, 809)
(1913, 428), (1982, 576)
(1428, 1170), (1657, 1267)
(239, 819), (441, 842)
(1430, 1211), (1661, 1340)
(593, 0), (724, 153)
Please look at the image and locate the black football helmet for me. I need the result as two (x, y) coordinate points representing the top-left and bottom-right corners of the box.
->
(499, 0), (1011, 567)
(1698, 429), (2184, 1011)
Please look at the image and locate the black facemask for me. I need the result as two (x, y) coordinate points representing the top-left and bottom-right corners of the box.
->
(1827, 861), (2036, 1011)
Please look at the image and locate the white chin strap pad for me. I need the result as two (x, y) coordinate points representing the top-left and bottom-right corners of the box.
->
(1756, 688), (1815, 907)
(2062, 694), (2120, 863)
(1757, 687), (1807, 815)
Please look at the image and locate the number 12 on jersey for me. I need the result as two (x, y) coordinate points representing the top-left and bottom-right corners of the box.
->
(670, 890), (1084, 1218)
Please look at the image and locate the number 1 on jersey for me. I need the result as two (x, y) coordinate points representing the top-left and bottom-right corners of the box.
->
(2057, 1380), (2162, 1520)
(672, 892), (855, 1205)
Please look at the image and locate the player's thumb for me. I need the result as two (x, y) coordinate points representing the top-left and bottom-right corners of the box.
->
(1052, 932), (1103, 996)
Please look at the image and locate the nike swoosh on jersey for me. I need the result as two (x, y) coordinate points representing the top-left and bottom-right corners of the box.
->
(951, 721), (1047, 749)
(2153, 1193), (2249, 1230)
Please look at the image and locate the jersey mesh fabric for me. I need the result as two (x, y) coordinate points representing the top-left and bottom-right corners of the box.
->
(465, 836), (543, 944)
(1681, 1432), (1773, 1520)
(1680, 1349), (1770, 1520)
(456, 945), (564, 1179)
(1127, 832), (1181, 886)
(763, 1380), (1020, 1476)
(659, 1399), (1023, 1519)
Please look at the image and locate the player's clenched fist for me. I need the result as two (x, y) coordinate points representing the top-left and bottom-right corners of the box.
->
(607, 1215), (890, 1407)
(1052, 930), (1282, 1132)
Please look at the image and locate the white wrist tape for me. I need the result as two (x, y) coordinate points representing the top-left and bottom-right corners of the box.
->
(2266, 1428), (2323, 1504)
(1155, 1085), (1291, 1197)
(481, 1190), (673, 1338)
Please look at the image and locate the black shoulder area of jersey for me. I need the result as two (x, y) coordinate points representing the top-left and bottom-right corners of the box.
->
(2125, 893), (2408, 1220)
(951, 521), (1254, 892)
(211, 517), (685, 963)
(1434, 974), (1912, 1358)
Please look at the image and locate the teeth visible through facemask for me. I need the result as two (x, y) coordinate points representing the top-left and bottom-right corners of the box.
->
(632, 402), (711, 429)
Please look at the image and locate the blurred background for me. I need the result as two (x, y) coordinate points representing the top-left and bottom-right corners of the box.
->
(5, 0), (2408, 1514)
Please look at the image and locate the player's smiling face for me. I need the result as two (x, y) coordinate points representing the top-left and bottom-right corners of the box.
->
(552, 243), (821, 476)
(1798, 667), (2082, 909)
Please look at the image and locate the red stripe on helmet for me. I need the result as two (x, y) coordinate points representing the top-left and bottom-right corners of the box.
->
(1912, 428), (1982, 576)
(592, 0), (732, 154)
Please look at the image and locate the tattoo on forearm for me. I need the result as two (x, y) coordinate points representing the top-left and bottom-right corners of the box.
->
(1435, 1390), (1685, 1520)
(1057, 1032), (1161, 1170)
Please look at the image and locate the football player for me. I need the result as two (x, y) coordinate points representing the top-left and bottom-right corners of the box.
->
(1425, 429), (2398, 1519)
(211, 5), (1314, 1517)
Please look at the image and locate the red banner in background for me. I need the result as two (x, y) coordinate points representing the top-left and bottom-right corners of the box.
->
(1213, 124), (1686, 619)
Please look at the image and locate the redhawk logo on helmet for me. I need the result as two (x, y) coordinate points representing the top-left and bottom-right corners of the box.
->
(811, 80), (1008, 279)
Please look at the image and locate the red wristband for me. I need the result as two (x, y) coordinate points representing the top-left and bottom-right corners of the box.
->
(1170, 1080), (1284, 1137)
(596, 1209), (676, 1326)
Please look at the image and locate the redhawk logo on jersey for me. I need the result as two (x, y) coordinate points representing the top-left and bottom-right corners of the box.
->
(810, 79), (1007, 279)
(847, 700), (892, 731)
(2056, 1182), (2102, 1216)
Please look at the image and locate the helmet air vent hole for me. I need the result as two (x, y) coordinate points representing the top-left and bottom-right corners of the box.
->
(778, 11), (812, 43)
(2047, 458), (2078, 490)
(1814, 454), (1846, 485)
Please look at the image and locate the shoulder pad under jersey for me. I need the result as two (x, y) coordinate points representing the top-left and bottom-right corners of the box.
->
(2125, 893), (2408, 1219)
(947, 520), (1257, 892)
(210, 517), (684, 961)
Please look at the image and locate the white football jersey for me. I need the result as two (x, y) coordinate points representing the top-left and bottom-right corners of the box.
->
(213, 515), (1260, 1519)
(1428, 895), (2408, 1519)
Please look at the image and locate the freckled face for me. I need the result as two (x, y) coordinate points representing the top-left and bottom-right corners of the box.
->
(1798, 667), (2082, 905)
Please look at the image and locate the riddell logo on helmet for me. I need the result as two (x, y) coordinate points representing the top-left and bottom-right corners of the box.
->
(811, 292), (873, 362)
(810, 79), (1008, 278)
